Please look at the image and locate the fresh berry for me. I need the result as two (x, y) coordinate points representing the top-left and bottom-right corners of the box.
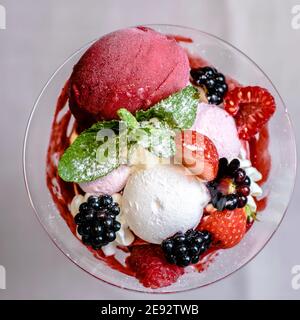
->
(79, 202), (88, 213)
(92, 236), (105, 248)
(228, 158), (240, 174)
(211, 192), (227, 211)
(161, 229), (212, 267)
(190, 66), (228, 105)
(206, 158), (251, 210)
(99, 195), (113, 207)
(174, 234), (186, 244)
(216, 157), (229, 179)
(198, 208), (247, 248)
(224, 86), (276, 140)
(126, 245), (184, 289)
(74, 195), (121, 250)
(177, 255), (191, 267)
(109, 204), (120, 216)
(175, 130), (219, 181)
(78, 223), (91, 236)
(237, 195), (248, 208)
(74, 213), (84, 224)
(91, 222), (103, 236)
(88, 195), (101, 210)
(237, 185), (250, 197)
(243, 176), (251, 186)
(225, 194), (238, 210)
(82, 208), (95, 221)
(82, 235), (92, 245)
(113, 221), (121, 232)
(234, 168), (246, 184)
(162, 239), (174, 254)
(105, 230), (117, 242)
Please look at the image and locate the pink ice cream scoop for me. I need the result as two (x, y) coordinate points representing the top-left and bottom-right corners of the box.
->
(79, 165), (131, 195)
(69, 26), (190, 124)
(192, 103), (241, 159)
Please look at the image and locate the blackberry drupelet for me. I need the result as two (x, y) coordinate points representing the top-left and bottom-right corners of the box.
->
(161, 229), (212, 267)
(74, 195), (121, 250)
(190, 66), (228, 105)
(207, 158), (251, 211)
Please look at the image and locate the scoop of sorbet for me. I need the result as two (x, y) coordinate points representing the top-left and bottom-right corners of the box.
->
(69, 27), (189, 123)
(79, 165), (131, 195)
(192, 103), (241, 159)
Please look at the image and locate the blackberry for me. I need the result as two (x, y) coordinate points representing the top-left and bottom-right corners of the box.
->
(161, 229), (212, 267)
(212, 192), (227, 211)
(190, 66), (228, 105)
(206, 158), (251, 211)
(225, 194), (238, 210)
(110, 204), (120, 216)
(113, 221), (121, 232)
(99, 195), (113, 207)
(234, 168), (246, 184)
(237, 195), (248, 208)
(74, 195), (121, 250)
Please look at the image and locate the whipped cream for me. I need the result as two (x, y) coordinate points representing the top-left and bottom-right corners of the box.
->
(239, 147), (263, 212)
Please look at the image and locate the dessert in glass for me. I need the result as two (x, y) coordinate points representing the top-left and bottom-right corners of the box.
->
(24, 25), (296, 293)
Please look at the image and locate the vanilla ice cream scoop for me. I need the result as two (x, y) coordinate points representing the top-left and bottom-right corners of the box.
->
(122, 164), (210, 244)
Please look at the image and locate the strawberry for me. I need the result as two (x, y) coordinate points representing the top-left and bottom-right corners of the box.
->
(198, 208), (247, 249)
(126, 245), (184, 289)
(223, 86), (276, 140)
(175, 130), (219, 181)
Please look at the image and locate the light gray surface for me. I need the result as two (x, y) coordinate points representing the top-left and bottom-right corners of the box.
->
(0, 0), (299, 299)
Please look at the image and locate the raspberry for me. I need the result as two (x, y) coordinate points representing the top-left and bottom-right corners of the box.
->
(224, 86), (275, 140)
(126, 245), (184, 289)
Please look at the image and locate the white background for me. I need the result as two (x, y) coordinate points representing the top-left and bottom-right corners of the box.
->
(0, 0), (299, 299)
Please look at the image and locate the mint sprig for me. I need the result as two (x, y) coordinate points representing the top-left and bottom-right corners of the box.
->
(58, 86), (198, 183)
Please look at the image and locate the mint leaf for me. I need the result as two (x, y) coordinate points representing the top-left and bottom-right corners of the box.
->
(139, 119), (176, 158)
(58, 121), (120, 183)
(117, 108), (139, 129)
(135, 85), (199, 129)
(58, 116), (176, 183)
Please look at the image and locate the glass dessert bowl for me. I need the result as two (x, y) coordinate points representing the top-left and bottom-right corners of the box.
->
(23, 25), (296, 293)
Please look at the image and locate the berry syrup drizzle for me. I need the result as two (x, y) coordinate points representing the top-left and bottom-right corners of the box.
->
(46, 80), (76, 234)
(46, 36), (271, 285)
